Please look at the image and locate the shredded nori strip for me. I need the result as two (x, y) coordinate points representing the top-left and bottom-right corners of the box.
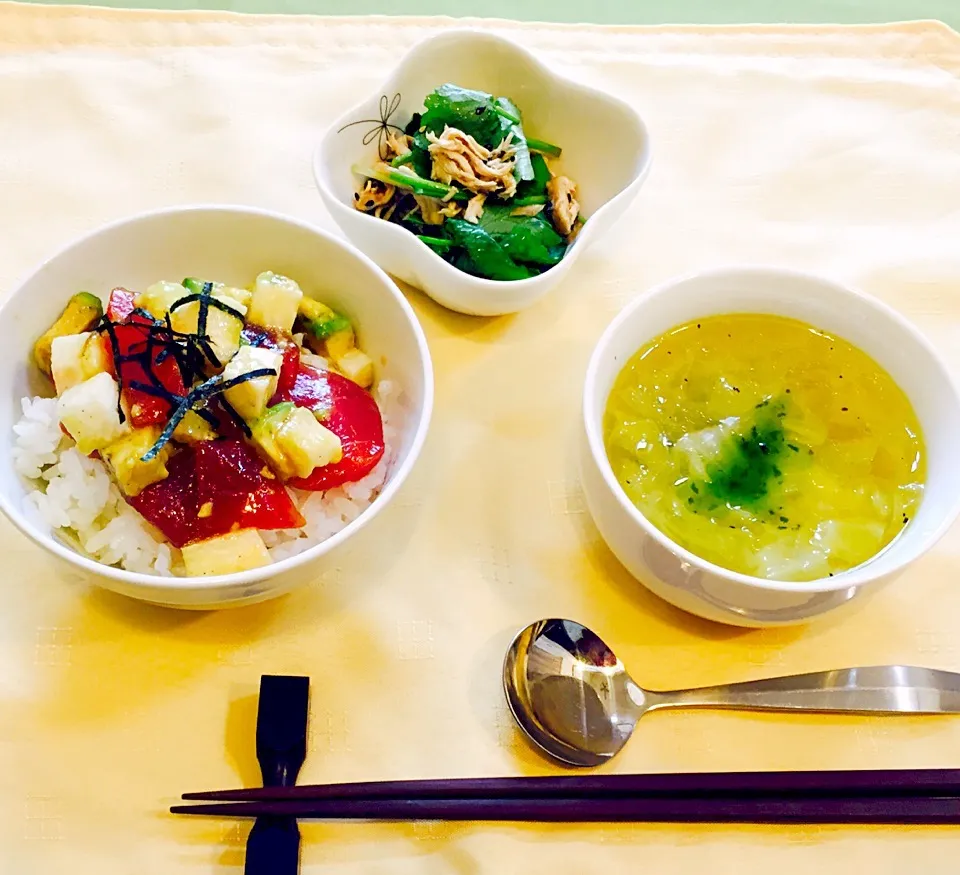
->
(168, 292), (246, 320)
(140, 367), (277, 462)
(197, 282), (213, 356)
(97, 317), (127, 424)
(217, 396), (251, 438)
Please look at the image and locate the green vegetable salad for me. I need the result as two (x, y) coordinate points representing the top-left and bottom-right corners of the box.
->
(352, 84), (583, 282)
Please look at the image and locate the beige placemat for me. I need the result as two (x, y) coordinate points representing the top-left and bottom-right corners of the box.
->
(3, 4), (960, 871)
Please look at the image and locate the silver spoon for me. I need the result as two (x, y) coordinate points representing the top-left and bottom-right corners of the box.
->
(503, 618), (960, 767)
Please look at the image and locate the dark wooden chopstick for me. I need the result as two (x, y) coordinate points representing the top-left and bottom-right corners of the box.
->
(170, 795), (960, 824)
(181, 768), (960, 803)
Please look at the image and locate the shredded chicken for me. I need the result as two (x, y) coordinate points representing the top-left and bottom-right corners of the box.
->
(463, 193), (486, 224)
(546, 175), (580, 238)
(414, 194), (461, 225)
(354, 179), (395, 213)
(385, 131), (411, 159)
(426, 126), (517, 198)
(510, 204), (545, 218)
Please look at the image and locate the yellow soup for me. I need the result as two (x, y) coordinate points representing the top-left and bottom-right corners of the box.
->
(603, 314), (925, 581)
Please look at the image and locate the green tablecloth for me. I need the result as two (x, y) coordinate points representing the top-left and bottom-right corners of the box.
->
(18, 0), (960, 28)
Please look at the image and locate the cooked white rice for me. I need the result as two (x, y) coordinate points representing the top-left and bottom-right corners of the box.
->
(13, 381), (401, 576)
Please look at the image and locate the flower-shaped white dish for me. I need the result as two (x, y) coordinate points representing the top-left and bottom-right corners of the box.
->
(0, 206), (433, 609)
(314, 29), (652, 317)
(582, 267), (960, 627)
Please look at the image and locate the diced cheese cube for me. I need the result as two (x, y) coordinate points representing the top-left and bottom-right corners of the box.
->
(100, 425), (173, 496)
(51, 332), (109, 394)
(335, 348), (374, 388)
(218, 286), (252, 311)
(252, 402), (342, 480)
(182, 529), (272, 576)
(57, 372), (128, 454)
(171, 293), (245, 366)
(136, 281), (187, 320)
(247, 271), (303, 332)
(222, 345), (283, 421)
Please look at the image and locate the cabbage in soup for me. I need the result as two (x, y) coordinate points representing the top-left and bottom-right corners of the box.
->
(603, 314), (925, 581)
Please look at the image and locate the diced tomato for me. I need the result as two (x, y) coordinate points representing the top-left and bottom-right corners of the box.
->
(106, 288), (137, 322)
(278, 345), (300, 393)
(241, 325), (300, 393)
(128, 440), (304, 548)
(110, 316), (186, 428)
(272, 365), (384, 491)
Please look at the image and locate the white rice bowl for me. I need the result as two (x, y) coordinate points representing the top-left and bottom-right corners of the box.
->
(13, 380), (401, 577)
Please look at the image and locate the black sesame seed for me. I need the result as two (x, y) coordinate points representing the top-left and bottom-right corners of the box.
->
(841, 407), (848, 412)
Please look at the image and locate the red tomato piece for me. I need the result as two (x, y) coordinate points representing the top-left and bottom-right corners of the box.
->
(129, 440), (304, 548)
(108, 315), (186, 428)
(103, 289), (187, 427)
(241, 325), (299, 393)
(272, 365), (385, 491)
(106, 288), (137, 322)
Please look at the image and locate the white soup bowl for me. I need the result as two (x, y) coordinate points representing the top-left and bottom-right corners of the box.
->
(581, 267), (960, 626)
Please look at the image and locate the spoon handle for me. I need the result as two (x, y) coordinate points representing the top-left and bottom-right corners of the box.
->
(652, 666), (960, 714)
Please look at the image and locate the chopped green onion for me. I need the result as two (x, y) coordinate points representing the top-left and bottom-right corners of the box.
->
(418, 235), (453, 251)
(527, 137), (562, 157)
(491, 104), (521, 125)
(512, 195), (547, 207)
(353, 164), (454, 200)
(391, 152), (416, 168)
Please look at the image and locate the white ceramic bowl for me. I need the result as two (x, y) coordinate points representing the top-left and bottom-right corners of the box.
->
(314, 29), (652, 317)
(582, 266), (960, 627)
(0, 206), (433, 609)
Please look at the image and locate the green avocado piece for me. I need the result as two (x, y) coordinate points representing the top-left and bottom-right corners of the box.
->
(33, 291), (104, 377)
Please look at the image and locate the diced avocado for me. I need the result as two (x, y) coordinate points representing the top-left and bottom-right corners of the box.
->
(136, 281), (187, 320)
(221, 345), (282, 421)
(324, 327), (356, 362)
(56, 372), (128, 454)
(100, 425), (173, 496)
(252, 402), (343, 480)
(247, 271), (303, 332)
(335, 348), (374, 388)
(181, 529), (272, 576)
(170, 291), (246, 366)
(297, 297), (352, 341)
(50, 332), (110, 394)
(171, 410), (218, 445)
(34, 292), (104, 377)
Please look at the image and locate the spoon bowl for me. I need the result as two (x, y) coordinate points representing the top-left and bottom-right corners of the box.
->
(504, 618), (960, 767)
